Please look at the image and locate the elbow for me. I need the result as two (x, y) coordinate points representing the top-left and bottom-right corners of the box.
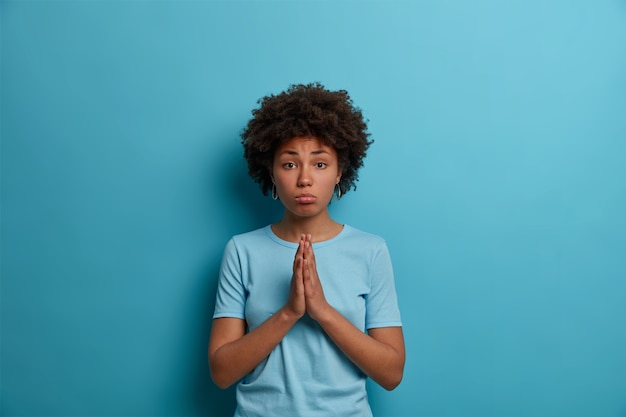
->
(381, 371), (403, 391)
(378, 361), (404, 391)
(212, 377), (233, 390)
(383, 380), (402, 391)
(208, 357), (236, 390)
(209, 367), (235, 390)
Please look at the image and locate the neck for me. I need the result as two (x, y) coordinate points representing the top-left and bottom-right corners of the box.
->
(272, 211), (342, 243)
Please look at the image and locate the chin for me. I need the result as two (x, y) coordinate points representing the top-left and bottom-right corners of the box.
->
(289, 207), (323, 218)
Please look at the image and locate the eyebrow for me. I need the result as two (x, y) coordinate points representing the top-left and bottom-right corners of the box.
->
(279, 149), (331, 156)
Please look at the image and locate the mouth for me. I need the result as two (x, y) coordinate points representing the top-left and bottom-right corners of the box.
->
(295, 194), (316, 204)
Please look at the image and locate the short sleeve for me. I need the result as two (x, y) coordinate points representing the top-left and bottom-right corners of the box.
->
(213, 238), (246, 319)
(365, 241), (402, 329)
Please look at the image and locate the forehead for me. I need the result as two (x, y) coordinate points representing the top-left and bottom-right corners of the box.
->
(275, 136), (336, 156)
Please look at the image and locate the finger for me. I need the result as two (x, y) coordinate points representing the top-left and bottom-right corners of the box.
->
(307, 235), (315, 262)
(295, 236), (304, 257)
(292, 249), (299, 275)
(303, 258), (317, 300)
(292, 256), (305, 298)
(303, 235), (311, 257)
(295, 260), (304, 291)
(303, 258), (320, 301)
(303, 238), (316, 269)
(303, 258), (310, 282)
(300, 237), (307, 265)
(293, 237), (304, 263)
(294, 241), (304, 275)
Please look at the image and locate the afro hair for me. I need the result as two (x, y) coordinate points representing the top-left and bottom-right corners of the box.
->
(241, 82), (373, 197)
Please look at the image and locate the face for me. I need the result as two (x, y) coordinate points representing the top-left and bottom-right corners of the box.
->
(271, 136), (342, 220)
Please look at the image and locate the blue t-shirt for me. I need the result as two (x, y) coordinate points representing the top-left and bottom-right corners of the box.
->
(213, 225), (402, 417)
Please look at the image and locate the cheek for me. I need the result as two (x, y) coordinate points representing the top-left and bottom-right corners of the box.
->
(273, 172), (291, 186)
(322, 177), (339, 194)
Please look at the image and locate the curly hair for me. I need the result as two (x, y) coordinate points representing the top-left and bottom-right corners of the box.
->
(241, 82), (373, 197)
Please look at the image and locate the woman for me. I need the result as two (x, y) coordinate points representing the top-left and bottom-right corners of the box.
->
(209, 83), (404, 417)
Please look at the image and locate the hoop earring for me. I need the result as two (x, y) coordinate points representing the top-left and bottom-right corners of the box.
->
(271, 183), (278, 200)
(334, 183), (342, 200)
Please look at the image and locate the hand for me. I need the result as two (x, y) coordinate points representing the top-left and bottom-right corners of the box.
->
(283, 236), (306, 320)
(302, 234), (331, 321)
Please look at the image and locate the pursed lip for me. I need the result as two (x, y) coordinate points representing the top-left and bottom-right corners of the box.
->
(295, 194), (316, 203)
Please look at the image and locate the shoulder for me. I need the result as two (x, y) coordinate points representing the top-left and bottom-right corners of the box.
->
(228, 225), (272, 246)
(340, 225), (387, 248)
(221, 226), (273, 258)
(328, 225), (391, 262)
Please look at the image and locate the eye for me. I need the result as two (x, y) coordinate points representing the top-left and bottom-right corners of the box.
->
(283, 162), (296, 169)
(315, 162), (327, 168)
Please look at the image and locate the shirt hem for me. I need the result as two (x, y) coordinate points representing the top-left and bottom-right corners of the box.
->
(365, 321), (403, 329)
(213, 312), (246, 320)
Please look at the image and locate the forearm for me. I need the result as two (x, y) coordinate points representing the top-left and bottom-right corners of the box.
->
(316, 308), (405, 390)
(209, 308), (299, 389)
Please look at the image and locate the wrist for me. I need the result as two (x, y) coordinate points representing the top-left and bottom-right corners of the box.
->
(311, 303), (335, 326)
(278, 306), (302, 324)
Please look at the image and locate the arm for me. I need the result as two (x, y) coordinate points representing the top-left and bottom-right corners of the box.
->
(302, 236), (405, 390)
(208, 311), (298, 389)
(208, 239), (307, 389)
(317, 313), (405, 390)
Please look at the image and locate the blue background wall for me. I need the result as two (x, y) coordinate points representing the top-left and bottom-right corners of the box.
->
(2, 1), (625, 416)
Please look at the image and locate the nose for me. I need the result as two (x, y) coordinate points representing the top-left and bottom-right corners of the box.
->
(297, 166), (312, 187)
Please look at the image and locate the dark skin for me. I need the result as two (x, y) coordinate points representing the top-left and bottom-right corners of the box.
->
(208, 137), (405, 390)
